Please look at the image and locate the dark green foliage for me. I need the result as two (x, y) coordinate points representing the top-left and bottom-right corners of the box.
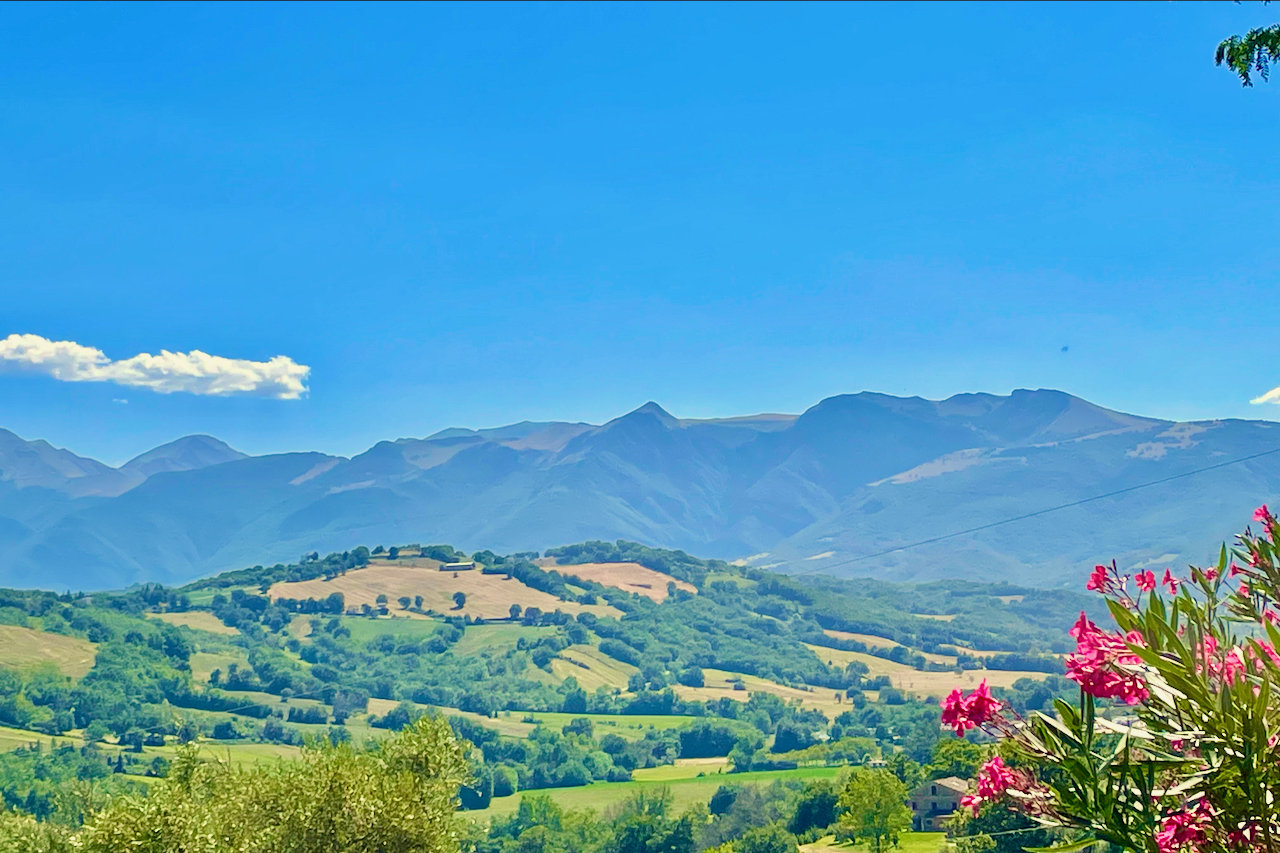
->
(1217, 19), (1280, 85)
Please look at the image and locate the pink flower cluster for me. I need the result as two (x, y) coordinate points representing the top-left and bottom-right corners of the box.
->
(1064, 612), (1149, 705)
(939, 680), (1001, 737)
(960, 756), (1019, 816)
(1155, 800), (1214, 853)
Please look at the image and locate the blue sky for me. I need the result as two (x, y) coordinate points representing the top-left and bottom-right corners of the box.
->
(1, 2), (1277, 464)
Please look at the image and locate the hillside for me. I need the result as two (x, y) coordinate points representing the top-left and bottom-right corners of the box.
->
(1, 389), (1278, 590)
(0, 540), (1084, 827)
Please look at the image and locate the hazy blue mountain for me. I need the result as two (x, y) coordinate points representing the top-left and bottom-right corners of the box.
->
(0, 428), (132, 497)
(120, 435), (247, 480)
(0, 390), (1277, 590)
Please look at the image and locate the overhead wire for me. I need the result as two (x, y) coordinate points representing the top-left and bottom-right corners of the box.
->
(783, 444), (1280, 578)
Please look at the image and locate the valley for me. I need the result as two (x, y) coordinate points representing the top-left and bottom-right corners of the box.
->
(0, 539), (1082, 838)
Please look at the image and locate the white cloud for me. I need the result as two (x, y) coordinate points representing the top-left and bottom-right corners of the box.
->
(1252, 386), (1280, 406)
(0, 334), (309, 399)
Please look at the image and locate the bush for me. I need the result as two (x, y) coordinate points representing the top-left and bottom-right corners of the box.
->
(940, 510), (1280, 853)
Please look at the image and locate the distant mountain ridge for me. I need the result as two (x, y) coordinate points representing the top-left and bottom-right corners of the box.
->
(1, 389), (1277, 591)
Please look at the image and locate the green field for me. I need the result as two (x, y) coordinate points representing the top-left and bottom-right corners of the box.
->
(451, 623), (554, 656)
(0, 723), (63, 752)
(341, 615), (448, 644)
(149, 610), (240, 636)
(189, 650), (249, 684)
(471, 765), (845, 820)
(631, 758), (731, 781)
(802, 832), (947, 853)
(550, 643), (639, 691)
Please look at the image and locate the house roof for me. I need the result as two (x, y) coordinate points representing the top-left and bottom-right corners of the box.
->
(929, 776), (970, 794)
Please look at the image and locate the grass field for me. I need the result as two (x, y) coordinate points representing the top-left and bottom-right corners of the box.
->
(339, 615), (448, 644)
(190, 650), (249, 684)
(452, 623), (554, 657)
(268, 560), (622, 621)
(0, 723), (63, 752)
(551, 643), (639, 691)
(150, 611), (239, 636)
(0, 625), (97, 678)
(801, 832), (947, 853)
(471, 766), (844, 820)
(547, 562), (697, 602)
(632, 757), (730, 781)
(183, 586), (255, 608)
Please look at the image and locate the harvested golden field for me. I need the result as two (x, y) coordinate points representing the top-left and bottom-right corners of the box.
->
(549, 562), (696, 601)
(816, 649), (1049, 699)
(551, 643), (639, 691)
(0, 625), (96, 678)
(672, 668), (851, 718)
(814, 635), (956, 666)
(150, 611), (239, 636)
(268, 559), (621, 621)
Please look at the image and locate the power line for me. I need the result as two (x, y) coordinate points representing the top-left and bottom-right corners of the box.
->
(786, 444), (1280, 578)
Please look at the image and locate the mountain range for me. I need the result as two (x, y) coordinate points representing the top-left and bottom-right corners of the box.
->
(2, 389), (1278, 591)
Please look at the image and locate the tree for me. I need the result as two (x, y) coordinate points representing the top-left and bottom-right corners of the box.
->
(509, 603), (522, 620)
(926, 736), (986, 781)
(453, 591), (467, 610)
(414, 595), (424, 610)
(398, 596), (411, 610)
(836, 768), (911, 853)
(737, 823), (798, 853)
(387, 546), (400, 560)
(72, 715), (468, 852)
(1217, 16), (1280, 86)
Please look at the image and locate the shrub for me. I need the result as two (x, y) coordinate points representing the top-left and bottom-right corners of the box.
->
(940, 509), (1280, 853)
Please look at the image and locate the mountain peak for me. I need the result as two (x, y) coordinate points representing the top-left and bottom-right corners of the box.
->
(628, 401), (678, 423)
(121, 435), (248, 479)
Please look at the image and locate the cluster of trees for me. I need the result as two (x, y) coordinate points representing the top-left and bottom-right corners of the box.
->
(0, 716), (469, 853)
(544, 540), (712, 587)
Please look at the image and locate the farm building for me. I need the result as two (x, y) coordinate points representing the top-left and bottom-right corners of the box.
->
(439, 561), (478, 572)
(909, 776), (967, 831)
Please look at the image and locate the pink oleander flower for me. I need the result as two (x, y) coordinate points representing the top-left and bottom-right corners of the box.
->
(1254, 504), (1271, 523)
(1202, 566), (1219, 583)
(1065, 612), (1149, 704)
(940, 688), (973, 737)
(1223, 646), (1247, 686)
(1135, 570), (1156, 592)
(1155, 801), (1213, 853)
(1162, 568), (1180, 594)
(1238, 581), (1250, 599)
(1229, 563), (1244, 577)
(1086, 564), (1111, 592)
(961, 756), (1021, 816)
(1252, 641), (1280, 671)
(939, 680), (1002, 736)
